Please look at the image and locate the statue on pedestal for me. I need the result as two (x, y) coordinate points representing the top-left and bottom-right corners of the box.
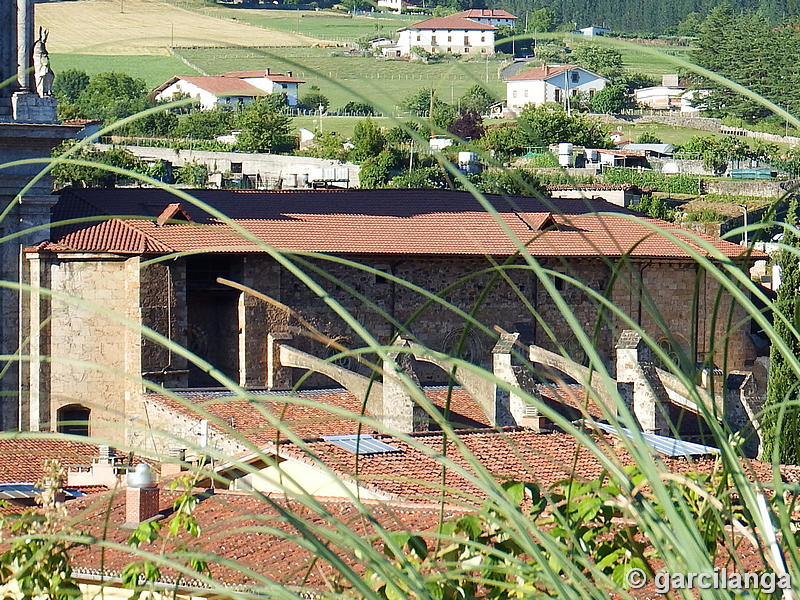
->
(32, 28), (54, 98)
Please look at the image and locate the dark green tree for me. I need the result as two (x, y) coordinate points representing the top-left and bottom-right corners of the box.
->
(340, 101), (375, 115)
(235, 97), (295, 154)
(299, 90), (330, 111)
(173, 108), (236, 139)
(590, 85), (626, 114)
(572, 45), (623, 77)
(459, 85), (496, 115)
(764, 198), (800, 463)
(518, 104), (608, 147)
(351, 117), (386, 162)
(359, 151), (397, 188)
(52, 69), (90, 104)
(636, 131), (662, 144)
(76, 72), (149, 124)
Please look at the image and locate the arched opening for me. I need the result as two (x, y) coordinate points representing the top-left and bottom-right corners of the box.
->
(56, 404), (90, 437)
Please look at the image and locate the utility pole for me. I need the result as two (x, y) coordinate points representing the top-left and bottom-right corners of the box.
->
(564, 69), (570, 116)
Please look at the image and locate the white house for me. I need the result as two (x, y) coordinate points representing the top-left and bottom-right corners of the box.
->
(574, 26), (610, 36)
(155, 69), (304, 110)
(397, 16), (496, 56)
(633, 75), (707, 113)
(504, 65), (607, 113)
(452, 9), (518, 28)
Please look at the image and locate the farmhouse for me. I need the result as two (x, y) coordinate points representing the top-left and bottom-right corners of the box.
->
(154, 69), (304, 109)
(504, 65), (607, 114)
(452, 8), (518, 27)
(19, 188), (762, 445)
(397, 16), (496, 57)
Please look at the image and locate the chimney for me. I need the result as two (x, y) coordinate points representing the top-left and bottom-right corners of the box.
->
(126, 464), (160, 524)
(287, 71), (292, 77)
(266, 68), (270, 76)
(160, 447), (186, 479)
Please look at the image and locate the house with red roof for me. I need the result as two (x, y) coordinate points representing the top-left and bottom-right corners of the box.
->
(504, 64), (607, 114)
(154, 69), (304, 109)
(397, 15), (496, 57)
(453, 8), (518, 27)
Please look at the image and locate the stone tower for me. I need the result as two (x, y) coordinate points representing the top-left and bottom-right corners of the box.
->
(0, 0), (78, 430)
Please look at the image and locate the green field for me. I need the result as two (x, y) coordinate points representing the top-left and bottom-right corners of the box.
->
(177, 46), (509, 112)
(620, 45), (695, 76)
(50, 54), (192, 88)
(292, 116), (396, 137)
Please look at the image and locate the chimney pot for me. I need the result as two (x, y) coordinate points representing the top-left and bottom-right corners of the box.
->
(125, 464), (159, 524)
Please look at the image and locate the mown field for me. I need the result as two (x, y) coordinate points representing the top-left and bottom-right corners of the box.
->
(176, 46), (509, 112)
(35, 0), (317, 55)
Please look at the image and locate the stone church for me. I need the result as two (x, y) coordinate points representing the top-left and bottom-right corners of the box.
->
(19, 186), (764, 444)
(1, 0), (78, 429)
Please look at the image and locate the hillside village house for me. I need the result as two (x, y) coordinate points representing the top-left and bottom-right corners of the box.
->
(452, 8), (518, 27)
(397, 16), (496, 56)
(155, 69), (304, 109)
(18, 188), (762, 446)
(504, 64), (607, 114)
(634, 74), (707, 113)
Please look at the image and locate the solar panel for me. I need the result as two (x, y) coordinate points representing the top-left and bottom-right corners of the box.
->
(590, 421), (719, 457)
(323, 434), (400, 455)
(0, 483), (86, 500)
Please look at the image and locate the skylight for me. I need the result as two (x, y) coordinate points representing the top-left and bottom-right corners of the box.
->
(323, 434), (400, 455)
(590, 421), (720, 457)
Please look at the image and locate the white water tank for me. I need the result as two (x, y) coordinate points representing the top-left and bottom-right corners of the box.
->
(558, 143), (573, 167)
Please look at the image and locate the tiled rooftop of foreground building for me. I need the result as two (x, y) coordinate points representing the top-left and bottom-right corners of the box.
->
(31, 188), (760, 260)
(64, 489), (466, 590)
(268, 427), (783, 505)
(0, 437), (130, 484)
(145, 386), (493, 447)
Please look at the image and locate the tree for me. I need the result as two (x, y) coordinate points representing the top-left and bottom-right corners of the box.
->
(675, 11), (703, 36)
(175, 161), (209, 187)
(764, 198), (800, 463)
(636, 131), (662, 144)
(390, 165), (450, 189)
(478, 125), (526, 159)
(474, 168), (546, 196)
(340, 101), (375, 115)
(590, 85), (626, 114)
(235, 97), (295, 154)
(572, 45), (623, 77)
(124, 104), (179, 137)
(448, 109), (484, 141)
(173, 108), (236, 140)
(359, 150), (396, 188)
(351, 117), (386, 161)
(459, 85), (496, 115)
(52, 69), (89, 104)
(528, 7), (555, 32)
(300, 89), (330, 111)
(518, 104), (608, 147)
(300, 131), (349, 160)
(76, 72), (149, 124)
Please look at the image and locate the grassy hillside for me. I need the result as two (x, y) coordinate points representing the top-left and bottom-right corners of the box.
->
(178, 46), (509, 111)
(50, 54), (192, 88)
(35, 0), (317, 55)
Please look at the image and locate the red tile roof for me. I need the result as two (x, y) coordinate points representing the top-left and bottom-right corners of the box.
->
(64, 490), (464, 590)
(35, 189), (758, 261)
(505, 64), (580, 81)
(455, 8), (517, 19)
(220, 70), (305, 84)
(145, 387), (493, 448)
(156, 75), (267, 97)
(407, 15), (496, 30)
(0, 437), (124, 484)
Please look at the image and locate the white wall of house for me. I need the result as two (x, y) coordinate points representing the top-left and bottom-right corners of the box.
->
(156, 80), (219, 111)
(398, 28), (494, 56)
(470, 16), (515, 26)
(506, 69), (606, 112)
(378, 0), (402, 12)
(242, 77), (300, 106)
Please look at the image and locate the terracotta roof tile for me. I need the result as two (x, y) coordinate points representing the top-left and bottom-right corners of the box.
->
(161, 76), (267, 97)
(36, 189), (760, 261)
(454, 8), (517, 19)
(0, 437), (124, 484)
(407, 15), (496, 30)
(220, 70), (305, 83)
(505, 64), (580, 81)
(63, 490), (464, 590)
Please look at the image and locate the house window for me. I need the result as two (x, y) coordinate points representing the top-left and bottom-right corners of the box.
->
(571, 71), (580, 83)
(417, 34), (421, 41)
(464, 47), (469, 53)
(589, 89), (595, 98)
(572, 89), (578, 97)
(57, 405), (90, 437)
(481, 35), (485, 42)
(524, 89), (528, 97)
(554, 89), (561, 102)
(513, 90), (517, 98)
(231, 162), (243, 174)
(464, 36), (469, 45)
(448, 35), (452, 41)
